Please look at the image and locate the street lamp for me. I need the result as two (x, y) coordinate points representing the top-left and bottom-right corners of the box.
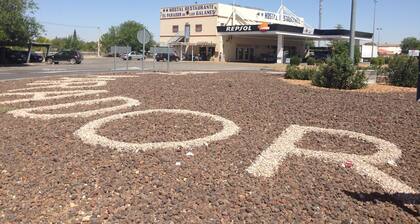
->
(349, 0), (357, 63)
(97, 27), (101, 57)
(377, 27), (383, 48)
(371, 0), (378, 59)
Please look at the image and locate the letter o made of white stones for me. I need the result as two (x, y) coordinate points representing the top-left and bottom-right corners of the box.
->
(74, 109), (240, 152)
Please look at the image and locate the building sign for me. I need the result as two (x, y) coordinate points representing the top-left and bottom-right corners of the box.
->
(283, 14), (303, 26)
(223, 25), (257, 32)
(217, 24), (304, 34)
(258, 22), (270, 32)
(161, 4), (217, 19)
(264, 12), (278, 20)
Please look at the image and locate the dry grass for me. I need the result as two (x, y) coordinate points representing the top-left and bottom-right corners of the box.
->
(0, 106), (13, 113)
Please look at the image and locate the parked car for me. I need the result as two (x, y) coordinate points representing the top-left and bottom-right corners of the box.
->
(9, 51), (27, 64)
(183, 54), (201, 61)
(155, 53), (180, 62)
(25, 52), (44, 63)
(2, 48), (27, 64)
(121, 51), (144, 60)
(45, 50), (83, 64)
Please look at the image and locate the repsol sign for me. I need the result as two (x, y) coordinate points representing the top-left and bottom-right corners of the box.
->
(217, 24), (304, 34)
(219, 25), (259, 32)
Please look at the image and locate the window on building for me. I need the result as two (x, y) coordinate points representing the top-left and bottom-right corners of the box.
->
(172, 25), (179, 33)
(195, 24), (203, 32)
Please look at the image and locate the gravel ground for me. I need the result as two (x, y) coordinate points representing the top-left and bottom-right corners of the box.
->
(0, 72), (419, 223)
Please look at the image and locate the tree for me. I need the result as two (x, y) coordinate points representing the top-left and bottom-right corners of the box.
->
(0, 0), (43, 45)
(400, 37), (420, 54)
(64, 29), (82, 50)
(100, 20), (155, 53)
(330, 40), (361, 64)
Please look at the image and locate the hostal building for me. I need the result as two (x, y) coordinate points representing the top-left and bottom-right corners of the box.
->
(160, 3), (372, 63)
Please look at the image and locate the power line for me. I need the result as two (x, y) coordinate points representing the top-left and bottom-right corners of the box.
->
(40, 21), (100, 29)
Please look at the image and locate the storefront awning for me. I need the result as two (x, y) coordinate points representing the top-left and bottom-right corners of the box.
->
(217, 24), (373, 41)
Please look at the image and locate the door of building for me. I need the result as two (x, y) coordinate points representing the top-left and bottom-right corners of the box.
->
(236, 47), (255, 62)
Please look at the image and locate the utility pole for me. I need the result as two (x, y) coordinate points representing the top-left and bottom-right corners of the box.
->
(319, 0), (323, 30)
(417, 56), (420, 102)
(318, 0), (323, 47)
(349, 0), (357, 63)
(371, 0), (378, 59)
(377, 28), (383, 48)
(97, 27), (101, 57)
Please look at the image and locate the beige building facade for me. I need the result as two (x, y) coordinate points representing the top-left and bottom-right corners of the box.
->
(160, 3), (372, 63)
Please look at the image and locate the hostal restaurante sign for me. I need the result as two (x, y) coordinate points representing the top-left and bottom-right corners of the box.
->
(161, 4), (218, 19)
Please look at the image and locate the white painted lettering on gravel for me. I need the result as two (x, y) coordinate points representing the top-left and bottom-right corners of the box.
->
(0, 90), (108, 105)
(247, 125), (417, 194)
(8, 96), (140, 120)
(9, 80), (109, 92)
(74, 109), (240, 152)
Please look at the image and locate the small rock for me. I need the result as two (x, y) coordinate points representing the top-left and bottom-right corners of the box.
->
(342, 161), (353, 168)
(82, 215), (91, 222)
(175, 162), (181, 166)
(387, 160), (397, 167)
(186, 152), (194, 157)
(341, 219), (353, 224)
(70, 202), (77, 208)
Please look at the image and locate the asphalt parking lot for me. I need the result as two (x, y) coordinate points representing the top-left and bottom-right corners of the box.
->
(0, 57), (272, 80)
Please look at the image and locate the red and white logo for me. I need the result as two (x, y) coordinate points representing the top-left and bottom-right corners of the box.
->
(258, 22), (270, 32)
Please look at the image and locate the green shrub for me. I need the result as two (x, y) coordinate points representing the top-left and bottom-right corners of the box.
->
(285, 65), (318, 80)
(315, 59), (326, 65)
(312, 54), (367, 89)
(388, 55), (419, 87)
(331, 40), (361, 64)
(290, 56), (301, 66)
(371, 57), (385, 66)
(306, 57), (316, 65)
(384, 57), (391, 65)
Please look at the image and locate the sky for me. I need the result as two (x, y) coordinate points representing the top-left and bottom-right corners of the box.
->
(34, 0), (420, 44)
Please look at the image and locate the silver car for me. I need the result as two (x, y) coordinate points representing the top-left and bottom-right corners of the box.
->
(121, 51), (144, 60)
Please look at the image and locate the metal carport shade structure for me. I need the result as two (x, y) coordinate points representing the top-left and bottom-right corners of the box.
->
(0, 41), (51, 64)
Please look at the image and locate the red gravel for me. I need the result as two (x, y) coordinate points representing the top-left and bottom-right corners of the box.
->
(99, 113), (223, 144)
(296, 132), (379, 155)
(0, 72), (418, 223)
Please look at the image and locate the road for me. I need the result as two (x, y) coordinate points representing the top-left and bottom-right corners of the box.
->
(0, 57), (272, 80)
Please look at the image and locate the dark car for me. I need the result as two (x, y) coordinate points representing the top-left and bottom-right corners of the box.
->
(3, 49), (27, 64)
(46, 50), (83, 64)
(15, 51), (44, 63)
(155, 53), (180, 62)
(28, 52), (44, 63)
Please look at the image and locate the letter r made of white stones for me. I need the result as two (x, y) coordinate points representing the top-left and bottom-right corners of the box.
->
(247, 125), (417, 195)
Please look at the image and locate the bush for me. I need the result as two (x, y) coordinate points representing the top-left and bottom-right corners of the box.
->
(315, 59), (326, 65)
(290, 56), (301, 66)
(331, 40), (361, 64)
(371, 57), (385, 66)
(388, 55), (418, 87)
(312, 54), (367, 89)
(306, 57), (316, 65)
(384, 57), (391, 65)
(285, 65), (318, 80)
